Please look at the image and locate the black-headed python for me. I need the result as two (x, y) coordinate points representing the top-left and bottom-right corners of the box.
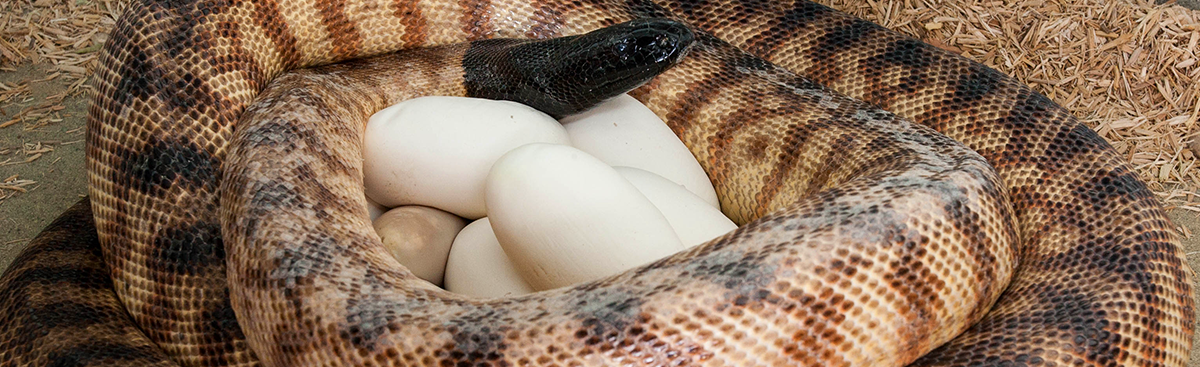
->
(0, 0), (1195, 366)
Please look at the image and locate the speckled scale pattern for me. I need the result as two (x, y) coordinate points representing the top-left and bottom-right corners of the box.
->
(0, 200), (175, 366)
(642, 1), (1195, 365)
(0, 0), (1192, 366)
(221, 33), (1017, 366)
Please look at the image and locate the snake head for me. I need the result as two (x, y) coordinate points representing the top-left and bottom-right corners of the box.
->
(463, 18), (695, 118)
(563, 18), (696, 90)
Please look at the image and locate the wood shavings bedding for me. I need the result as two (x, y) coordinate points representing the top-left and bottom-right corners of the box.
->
(825, 0), (1200, 209)
(1, 0), (1197, 209)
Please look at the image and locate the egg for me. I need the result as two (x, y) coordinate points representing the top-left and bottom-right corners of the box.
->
(365, 195), (388, 221)
(444, 218), (535, 297)
(615, 166), (737, 248)
(372, 206), (466, 286)
(560, 94), (719, 208)
(485, 143), (684, 290)
(363, 96), (571, 219)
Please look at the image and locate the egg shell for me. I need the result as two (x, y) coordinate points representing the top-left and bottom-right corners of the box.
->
(365, 195), (388, 221)
(485, 143), (684, 290)
(560, 94), (719, 208)
(372, 206), (466, 286)
(444, 218), (535, 297)
(615, 166), (737, 248)
(364, 96), (571, 219)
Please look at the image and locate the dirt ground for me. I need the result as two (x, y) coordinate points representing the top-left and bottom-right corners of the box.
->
(1, 3), (1199, 366)
(0, 63), (88, 268)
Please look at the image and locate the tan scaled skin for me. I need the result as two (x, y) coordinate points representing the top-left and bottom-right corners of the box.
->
(0, 0), (1194, 367)
(225, 40), (1016, 366)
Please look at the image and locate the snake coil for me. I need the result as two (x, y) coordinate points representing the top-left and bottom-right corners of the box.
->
(0, 0), (1194, 366)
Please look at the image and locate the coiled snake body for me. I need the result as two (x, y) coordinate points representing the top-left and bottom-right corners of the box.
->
(0, 0), (1195, 366)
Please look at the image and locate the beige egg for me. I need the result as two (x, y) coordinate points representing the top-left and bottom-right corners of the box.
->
(485, 143), (684, 291)
(444, 218), (535, 297)
(372, 206), (466, 286)
(615, 166), (737, 248)
(560, 93), (719, 207)
(363, 96), (570, 219)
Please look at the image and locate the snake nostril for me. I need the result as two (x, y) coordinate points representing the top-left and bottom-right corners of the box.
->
(624, 35), (672, 61)
(636, 35), (663, 51)
(657, 35), (674, 50)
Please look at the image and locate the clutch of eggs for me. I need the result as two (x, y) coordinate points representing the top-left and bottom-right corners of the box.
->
(363, 94), (736, 297)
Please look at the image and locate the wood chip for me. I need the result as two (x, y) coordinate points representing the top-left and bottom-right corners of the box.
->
(56, 64), (85, 74)
(1189, 133), (1200, 158)
(0, 174), (36, 199)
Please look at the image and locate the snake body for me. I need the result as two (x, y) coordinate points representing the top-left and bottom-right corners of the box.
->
(0, 0), (1195, 366)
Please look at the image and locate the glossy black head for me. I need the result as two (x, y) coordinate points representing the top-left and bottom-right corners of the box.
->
(463, 18), (695, 118)
(558, 18), (695, 96)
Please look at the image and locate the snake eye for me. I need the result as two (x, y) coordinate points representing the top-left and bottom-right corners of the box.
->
(612, 38), (635, 59)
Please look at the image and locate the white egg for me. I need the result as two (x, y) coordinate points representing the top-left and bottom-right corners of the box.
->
(615, 166), (737, 248)
(363, 96), (571, 219)
(372, 206), (466, 286)
(365, 195), (388, 221)
(485, 143), (684, 290)
(444, 218), (535, 297)
(560, 94), (719, 208)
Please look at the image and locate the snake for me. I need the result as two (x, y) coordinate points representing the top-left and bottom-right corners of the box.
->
(0, 0), (1196, 365)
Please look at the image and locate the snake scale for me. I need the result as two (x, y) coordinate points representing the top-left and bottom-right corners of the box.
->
(0, 0), (1196, 365)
